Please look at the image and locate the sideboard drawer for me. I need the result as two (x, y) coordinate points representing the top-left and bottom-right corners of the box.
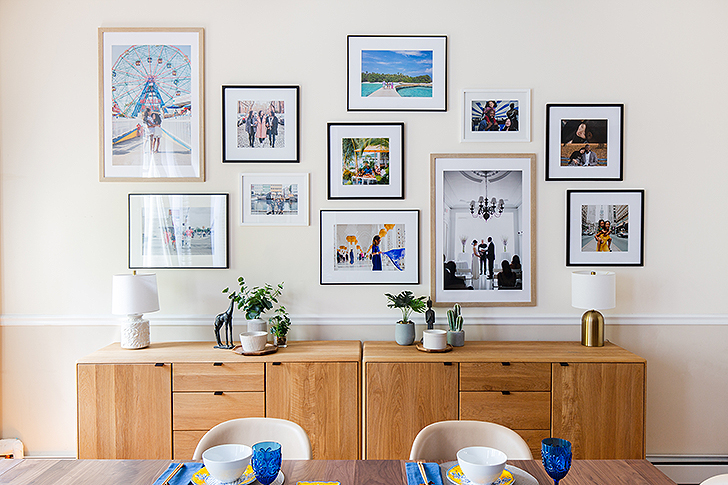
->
(173, 430), (206, 460)
(173, 391), (265, 430)
(460, 363), (551, 391)
(173, 363), (264, 392)
(460, 391), (550, 429)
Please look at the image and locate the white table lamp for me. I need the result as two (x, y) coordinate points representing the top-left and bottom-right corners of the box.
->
(572, 271), (615, 347)
(112, 272), (159, 349)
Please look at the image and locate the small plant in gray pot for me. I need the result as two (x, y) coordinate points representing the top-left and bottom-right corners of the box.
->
(385, 290), (427, 346)
(447, 303), (465, 347)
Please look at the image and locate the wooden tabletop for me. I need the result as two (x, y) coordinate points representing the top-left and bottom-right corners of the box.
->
(0, 459), (675, 485)
(76, 340), (362, 364)
(362, 340), (646, 363)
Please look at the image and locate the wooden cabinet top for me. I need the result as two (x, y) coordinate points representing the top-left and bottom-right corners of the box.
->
(362, 341), (645, 363)
(78, 341), (362, 364)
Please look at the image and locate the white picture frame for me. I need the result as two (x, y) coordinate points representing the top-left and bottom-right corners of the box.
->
(461, 89), (531, 142)
(240, 173), (309, 226)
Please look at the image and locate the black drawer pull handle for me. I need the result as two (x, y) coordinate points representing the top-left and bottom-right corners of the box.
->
(154, 363), (164, 367)
(501, 391), (511, 395)
(444, 362), (453, 366)
(560, 362), (569, 366)
(214, 391), (223, 396)
(213, 362), (223, 366)
(501, 362), (511, 366)
(272, 362), (282, 366)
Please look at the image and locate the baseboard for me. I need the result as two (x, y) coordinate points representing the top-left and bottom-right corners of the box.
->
(649, 455), (728, 484)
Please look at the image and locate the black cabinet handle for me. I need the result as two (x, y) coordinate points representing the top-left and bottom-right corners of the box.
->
(154, 363), (164, 367)
(560, 362), (569, 366)
(272, 362), (282, 366)
(501, 391), (511, 395)
(214, 391), (223, 396)
(444, 362), (453, 366)
(213, 362), (223, 366)
(501, 362), (511, 366)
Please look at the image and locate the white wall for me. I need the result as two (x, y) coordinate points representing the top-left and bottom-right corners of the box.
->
(1, 0), (727, 457)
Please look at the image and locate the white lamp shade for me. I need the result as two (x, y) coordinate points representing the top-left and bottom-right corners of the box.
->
(112, 273), (160, 315)
(572, 271), (616, 310)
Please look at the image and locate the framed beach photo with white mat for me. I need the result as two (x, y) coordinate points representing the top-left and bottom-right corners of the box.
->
(320, 209), (420, 285)
(99, 28), (204, 181)
(347, 35), (447, 111)
(327, 122), (404, 199)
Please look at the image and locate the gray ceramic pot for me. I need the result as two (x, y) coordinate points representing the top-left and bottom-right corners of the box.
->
(447, 329), (465, 347)
(395, 321), (415, 345)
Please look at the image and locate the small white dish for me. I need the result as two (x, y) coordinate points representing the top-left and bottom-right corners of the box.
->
(239, 331), (268, 352)
(457, 446), (507, 485)
(202, 444), (253, 484)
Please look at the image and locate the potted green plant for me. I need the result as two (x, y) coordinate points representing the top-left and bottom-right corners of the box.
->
(269, 306), (291, 348)
(447, 303), (465, 347)
(223, 277), (284, 333)
(385, 290), (427, 346)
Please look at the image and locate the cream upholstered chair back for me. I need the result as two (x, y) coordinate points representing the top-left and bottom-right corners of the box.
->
(192, 417), (312, 460)
(701, 474), (728, 485)
(409, 420), (533, 461)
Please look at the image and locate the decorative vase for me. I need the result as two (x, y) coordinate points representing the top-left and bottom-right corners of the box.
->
(394, 321), (415, 346)
(247, 318), (267, 333)
(447, 329), (465, 347)
(274, 335), (287, 348)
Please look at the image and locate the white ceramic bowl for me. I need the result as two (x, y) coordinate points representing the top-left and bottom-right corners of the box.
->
(457, 446), (507, 485)
(202, 444), (253, 483)
(239, 331), (268, 352)
(423, 329), (447, 350)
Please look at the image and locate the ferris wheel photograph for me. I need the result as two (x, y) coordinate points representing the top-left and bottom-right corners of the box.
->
(99, 28), (204, 181)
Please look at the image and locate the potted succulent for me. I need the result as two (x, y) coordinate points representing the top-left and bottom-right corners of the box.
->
(223, 277), (284, 333)
(447, 303), (465, 347)
(385, 290), (427, 346)
(269, 306), (291, 348)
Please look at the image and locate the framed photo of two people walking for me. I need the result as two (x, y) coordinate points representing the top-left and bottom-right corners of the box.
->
(546, 104), (624, 181)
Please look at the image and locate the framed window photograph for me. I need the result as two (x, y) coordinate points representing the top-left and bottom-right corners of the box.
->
(129, 194), (228, 269)
(546, 103), (624, 181)
(99, 28), (204, 181)
(431, 153), (536, 306)
(566, 189), (644, 266)
(320, 209), (419, 285)
(240, 173), (309, 226)
(327, 122), (404, 199)
(222, 86), (299, 163)
(347, 35), (447, 111)
(462, 89), (530, 142)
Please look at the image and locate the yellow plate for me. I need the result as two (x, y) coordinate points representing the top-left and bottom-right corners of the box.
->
(446, 464), (513, 485)
(191, 464), (257, 485)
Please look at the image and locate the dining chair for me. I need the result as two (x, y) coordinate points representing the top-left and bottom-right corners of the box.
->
(192, 417), (312, 460)
(409, 420), (533, 461)
(701, 474), (728, 485)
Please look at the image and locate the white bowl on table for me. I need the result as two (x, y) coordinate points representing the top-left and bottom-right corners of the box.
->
(457, 446), (507, 485)
(239, 331), (268, 352)
(202, 444), (253, 483)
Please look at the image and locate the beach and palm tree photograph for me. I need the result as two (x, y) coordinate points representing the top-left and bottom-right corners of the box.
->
(360, 50), (433, 98)
(342, 137), (390, 186)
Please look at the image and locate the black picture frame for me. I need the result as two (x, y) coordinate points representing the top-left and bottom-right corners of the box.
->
(546, 104), (624, 181)
(566, 189), (644, 266)
(327, 122), (405, 200)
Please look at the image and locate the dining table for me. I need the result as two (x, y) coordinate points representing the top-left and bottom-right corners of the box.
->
(0, 458), (677, 485)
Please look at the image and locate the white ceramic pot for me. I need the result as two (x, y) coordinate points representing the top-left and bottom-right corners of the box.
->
(246, 318), (267, 333)
(239, 331), (268, 352)
(423, 329), (447, 350)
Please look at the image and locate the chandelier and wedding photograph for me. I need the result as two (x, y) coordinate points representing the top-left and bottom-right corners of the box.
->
(431, 154), (535, 306)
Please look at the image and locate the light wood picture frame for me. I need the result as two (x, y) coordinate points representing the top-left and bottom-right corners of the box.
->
(99, 28), (205, 181)
(431, 153), (536, 306)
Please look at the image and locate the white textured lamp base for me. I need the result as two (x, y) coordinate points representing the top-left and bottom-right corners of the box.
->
(121, 318), (150, 349)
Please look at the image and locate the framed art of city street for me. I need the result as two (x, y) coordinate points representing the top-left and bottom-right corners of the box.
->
(347, 35), (447, 111)
(320, 209), (419, 285)
(222, 86), (299, 163)
(99, 28), (204, 181)
(566, 189), (644, 266)
(240, 173), (309, 226)
(431, 153), (536, 307)
(129, 193), (228, 269)
(546, 103), (624, 181)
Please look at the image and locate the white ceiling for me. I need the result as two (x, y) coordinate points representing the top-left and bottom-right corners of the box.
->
(443, 170), (523, 210)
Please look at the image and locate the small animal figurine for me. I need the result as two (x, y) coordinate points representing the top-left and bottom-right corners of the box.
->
(214, 299), (234, 349)
(425, 297), (435, 330)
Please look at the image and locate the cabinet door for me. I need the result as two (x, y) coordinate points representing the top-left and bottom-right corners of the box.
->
(366, 362), (458, 460)
(266, 362), (359, 460)
(552, 362), (645, 459)
(77, 363), (171, 459)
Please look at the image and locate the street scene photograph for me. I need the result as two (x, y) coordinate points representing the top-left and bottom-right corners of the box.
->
(581, 204), (629, 252)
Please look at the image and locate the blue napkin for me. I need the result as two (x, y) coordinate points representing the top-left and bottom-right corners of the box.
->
(153, 462), (205, 485)
(406, 462), (443, 485)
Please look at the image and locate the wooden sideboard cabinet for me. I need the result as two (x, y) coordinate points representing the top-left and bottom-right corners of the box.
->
(77, 341), (361, 460)
(362, 341), (645, 460)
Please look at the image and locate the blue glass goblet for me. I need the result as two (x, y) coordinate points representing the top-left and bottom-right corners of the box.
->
(541, 438), (572, 485)
(251, 441), (282, 485)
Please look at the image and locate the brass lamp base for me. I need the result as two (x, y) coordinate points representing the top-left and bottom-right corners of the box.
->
(581, 310), (604, 347)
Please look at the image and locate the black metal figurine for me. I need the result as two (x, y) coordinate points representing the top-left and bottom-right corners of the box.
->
(425, 297), (435, 330)
(213, 299), (234, 349)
